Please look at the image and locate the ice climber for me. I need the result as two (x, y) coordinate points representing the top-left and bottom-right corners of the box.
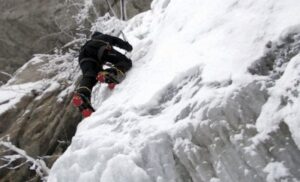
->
(72, 31), (133, 118)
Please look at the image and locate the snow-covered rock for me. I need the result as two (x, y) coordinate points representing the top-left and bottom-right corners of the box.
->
(47, 0), (300, 182)
(0, 53), (82, 181)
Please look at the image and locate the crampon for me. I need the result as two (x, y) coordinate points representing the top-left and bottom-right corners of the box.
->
(96, 69), (124, 90)
(72, 93), (95, 118)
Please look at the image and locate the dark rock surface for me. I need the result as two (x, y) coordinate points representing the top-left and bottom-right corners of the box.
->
(0, 0), (77, 79)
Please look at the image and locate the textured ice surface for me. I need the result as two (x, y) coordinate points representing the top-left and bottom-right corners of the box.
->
(48, 0), (300, 181)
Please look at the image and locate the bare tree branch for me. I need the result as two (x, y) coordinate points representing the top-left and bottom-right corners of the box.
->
(104, 0), (128, 42)
(0, 71), (12, 78)
(0, 139), (50, 181)
(105, 0), (118, 17)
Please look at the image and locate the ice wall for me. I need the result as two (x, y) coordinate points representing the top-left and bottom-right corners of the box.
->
(49, 0), (300, 181)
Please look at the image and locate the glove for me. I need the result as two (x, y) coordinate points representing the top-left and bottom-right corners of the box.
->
(124, 42), (133, 52)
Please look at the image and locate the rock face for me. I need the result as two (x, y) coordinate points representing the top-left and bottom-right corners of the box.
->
(0, 0), (151, 84)
(0, 0), (77, 81)
(0, 53), (82, 181)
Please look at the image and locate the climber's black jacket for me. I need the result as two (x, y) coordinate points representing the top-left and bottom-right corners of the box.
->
(89, 31), (132, 52)
(78, 32), (133, 95)
(78, 31), (132, 74)
(79, 32), (132, 63)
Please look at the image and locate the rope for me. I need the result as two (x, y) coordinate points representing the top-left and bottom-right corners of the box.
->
(104, 0), (128, 42)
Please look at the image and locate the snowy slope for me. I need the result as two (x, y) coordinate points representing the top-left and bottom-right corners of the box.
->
(48, 0), (300, 181)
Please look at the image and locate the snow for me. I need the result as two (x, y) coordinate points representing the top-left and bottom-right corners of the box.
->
(255, 54), (300, 146)
(263, 162), (291, 182)
(0, 82), (43, 115)
(47, 0), (300, 181)
(101, 155), (151, 182)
